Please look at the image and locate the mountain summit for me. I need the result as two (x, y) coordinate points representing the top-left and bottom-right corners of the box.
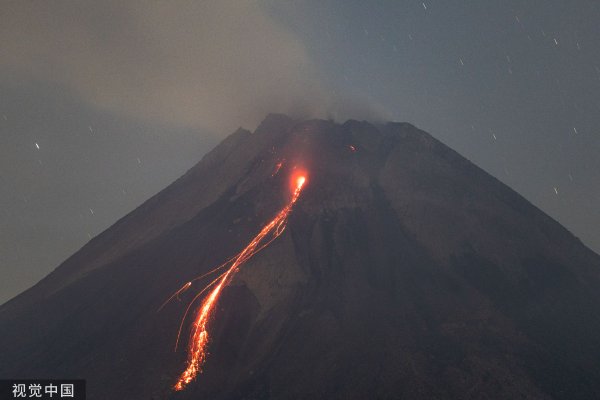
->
(2, 114), (600, 399)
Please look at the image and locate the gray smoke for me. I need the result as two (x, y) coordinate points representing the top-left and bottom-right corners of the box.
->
(0, 1), (388, 134)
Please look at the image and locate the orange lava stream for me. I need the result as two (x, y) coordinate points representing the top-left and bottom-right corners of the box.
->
(158, 253), (240, 315)
(174, 175), (306, 391)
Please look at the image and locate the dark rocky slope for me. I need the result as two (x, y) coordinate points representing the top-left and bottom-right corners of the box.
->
(2, 115), (600, 399)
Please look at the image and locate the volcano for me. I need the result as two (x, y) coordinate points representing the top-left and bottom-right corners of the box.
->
(2, 114), (600, 399)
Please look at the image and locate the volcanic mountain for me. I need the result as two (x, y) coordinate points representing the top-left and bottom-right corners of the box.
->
(2, 114), (600, 399)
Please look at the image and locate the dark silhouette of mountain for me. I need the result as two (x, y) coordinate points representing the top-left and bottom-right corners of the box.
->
(2, 114), (600, 399)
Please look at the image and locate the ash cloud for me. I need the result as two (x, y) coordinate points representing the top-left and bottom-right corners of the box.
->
(0, 1), (384, 134)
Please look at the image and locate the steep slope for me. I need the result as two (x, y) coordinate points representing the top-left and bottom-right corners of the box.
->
(1, 115), (600, 400)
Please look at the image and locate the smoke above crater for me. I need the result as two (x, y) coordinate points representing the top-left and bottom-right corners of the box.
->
(0, 1), (388, 134)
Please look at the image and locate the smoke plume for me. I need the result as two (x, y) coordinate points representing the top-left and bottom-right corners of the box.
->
(0, 1), (381, 134)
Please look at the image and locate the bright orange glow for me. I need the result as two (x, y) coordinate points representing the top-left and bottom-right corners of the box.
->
(289, 167), (308, 194)
(173, 172), (307, 391)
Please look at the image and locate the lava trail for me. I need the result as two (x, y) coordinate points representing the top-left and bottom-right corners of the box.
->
(174, 174), (307, 391)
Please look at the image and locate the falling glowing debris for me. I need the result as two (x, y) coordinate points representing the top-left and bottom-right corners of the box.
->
(158, 282), (192, 312)
(35, 143), (40, 150)
(272, 159), (285, 176)
(348, 145), (357, 152)
(173, 173), (307, 391)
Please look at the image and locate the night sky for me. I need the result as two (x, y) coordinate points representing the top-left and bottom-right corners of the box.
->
(1, 1), (599, 304)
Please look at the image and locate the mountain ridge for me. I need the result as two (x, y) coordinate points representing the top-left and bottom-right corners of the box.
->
(1, 114), (600, 399)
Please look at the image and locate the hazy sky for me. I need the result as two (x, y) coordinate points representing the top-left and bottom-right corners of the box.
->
(1, 0), (599, 304)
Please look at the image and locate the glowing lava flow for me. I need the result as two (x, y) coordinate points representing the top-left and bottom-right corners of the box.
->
(173, 174), (307, 391)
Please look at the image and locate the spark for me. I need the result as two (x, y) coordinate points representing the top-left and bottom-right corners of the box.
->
(348, 144), (357, 152)
(173, 173), (307, 391)
(422, 2), (427, 10)
(35, 143), (40, 150)
(157, 282), (192, 312)
(554, 187), (559, 195)
(272, 160), (284, 176)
